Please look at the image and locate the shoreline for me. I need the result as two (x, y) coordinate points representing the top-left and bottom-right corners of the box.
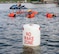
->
(0, 1), (57, 4)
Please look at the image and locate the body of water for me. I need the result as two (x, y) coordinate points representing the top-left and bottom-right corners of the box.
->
(0, 3), (59, 54)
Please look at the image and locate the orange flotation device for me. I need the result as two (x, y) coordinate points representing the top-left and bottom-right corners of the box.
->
(27, 13), (35, 18)
(46, 13), (56, 18)
(27, 10), (38, 18)
(8, 12), (16, 17)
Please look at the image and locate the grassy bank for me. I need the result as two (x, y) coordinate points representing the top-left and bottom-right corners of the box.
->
(0, 0), (41, 4)
(0, 0), (32, 3)
(0, 0), (24, 3)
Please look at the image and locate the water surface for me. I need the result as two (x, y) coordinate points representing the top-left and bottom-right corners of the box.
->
(0, 3), (59, 54)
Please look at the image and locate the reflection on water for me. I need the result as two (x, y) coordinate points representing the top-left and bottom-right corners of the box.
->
(0, 3), (59, 54)
(21, 46), (40, 54)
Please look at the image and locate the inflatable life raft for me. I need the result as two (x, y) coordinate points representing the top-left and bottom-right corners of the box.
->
(10, 5), (27, 9)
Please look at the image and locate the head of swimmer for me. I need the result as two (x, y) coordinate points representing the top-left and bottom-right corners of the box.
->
(17, 1), (21, 7)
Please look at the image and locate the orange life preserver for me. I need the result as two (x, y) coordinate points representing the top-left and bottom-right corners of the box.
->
(27, 13), (35, 18)
(27, 11), (38, 18)
(46, 13), (56, 18)
(8, 12), (16, 17)
(46, 13), (53, 18)
(27, 10), (38, 18)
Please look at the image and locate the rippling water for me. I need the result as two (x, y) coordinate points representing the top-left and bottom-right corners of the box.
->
(0, 3), (59, 54)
